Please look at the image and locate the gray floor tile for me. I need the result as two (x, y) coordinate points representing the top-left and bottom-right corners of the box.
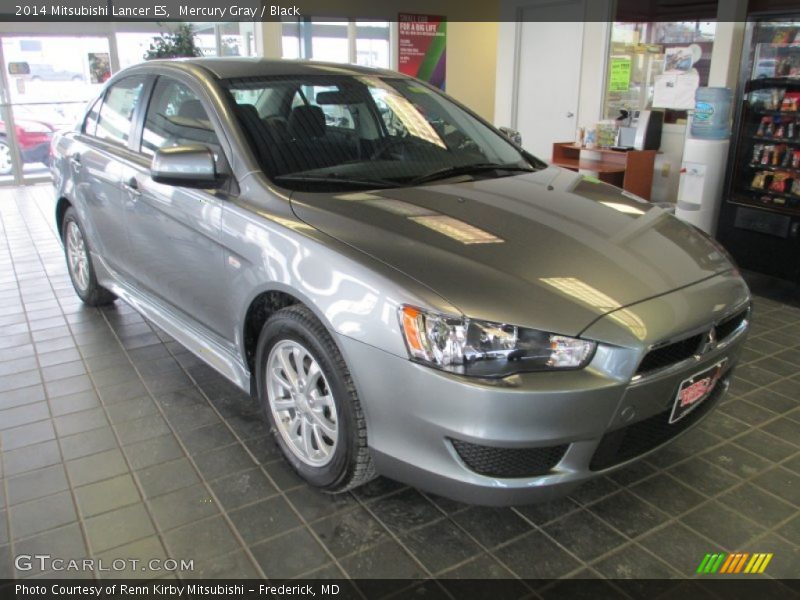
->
(494, 530), (582, 579)
(84, 503), (155, 553)
(122, 433), (185, 470)
(54, 406), (109, 437)
(680, 501), (765, 550)
(163, 514), (240, 562)
(148, 483), (218, 532)
(311, 506), (389, 559)
(75, 474), (140, 518)
(718, 482), (797, 528)
(250, 527), (331, 579)
(7, 464), (69, 506)
(399, 518), (482, 573)
(0, 401), (50, 431)
(751, 467), (800, 506)
(49, 390), (101, 417)
(66, 448), (128, 487)
(543, 509), (627, 562)
(137, 458), (200, 499)
(591, 543), (681, 580)
(115, 414), (172, 445)
(639, 522), (717, 575)
(589, 490), (671, 539)
(14, 523), (87, 575)
(450, 505), (532, 548)
(629, 474), (706, 517)
(59, 427), (119, 461)
(9, 491), (77, 539)
(95, 536), (168, 580)
(4, 439), (61, 476)
(192, 443), (256, 481)
(285, 485), (357, 523)
(209, 468), (276, 511)
(229, 495), (302, 545)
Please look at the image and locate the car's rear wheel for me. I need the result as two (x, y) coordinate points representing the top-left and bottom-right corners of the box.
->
(0, 138), (12, 176)
(255, 305), (375, 492)
(62, 208), (116, 306)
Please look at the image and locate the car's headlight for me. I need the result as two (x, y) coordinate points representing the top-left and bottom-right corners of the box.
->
(399, 305), (596, 377)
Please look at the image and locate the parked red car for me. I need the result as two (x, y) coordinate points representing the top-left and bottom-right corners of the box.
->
(0, 118), (55, 175)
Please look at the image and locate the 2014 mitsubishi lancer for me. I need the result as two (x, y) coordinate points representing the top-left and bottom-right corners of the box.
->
(52, 58), (750, 505)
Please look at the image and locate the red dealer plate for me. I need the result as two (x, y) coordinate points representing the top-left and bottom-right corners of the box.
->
(669, 360), (727, 424)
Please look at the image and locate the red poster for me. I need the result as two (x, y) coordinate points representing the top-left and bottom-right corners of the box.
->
(398, 13), (447, 90)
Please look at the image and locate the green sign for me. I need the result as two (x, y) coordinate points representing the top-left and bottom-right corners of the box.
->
(609, 57), (632, 92)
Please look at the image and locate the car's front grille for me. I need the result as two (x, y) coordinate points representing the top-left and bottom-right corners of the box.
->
(589, 375), (728, 471)
(451, 439), (568, 478)
(714, 308), (749, 342)
(636, 334), (703, 376)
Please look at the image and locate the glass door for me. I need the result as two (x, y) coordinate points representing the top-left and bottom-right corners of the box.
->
(0, 35), (111, 184)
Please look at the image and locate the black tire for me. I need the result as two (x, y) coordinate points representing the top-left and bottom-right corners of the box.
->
(255, 305), (375, 492)
(62, 207), (116, 306)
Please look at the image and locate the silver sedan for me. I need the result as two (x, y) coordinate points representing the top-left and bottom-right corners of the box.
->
(52, 58), (750, 505)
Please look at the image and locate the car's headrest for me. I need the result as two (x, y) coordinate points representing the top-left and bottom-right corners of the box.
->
(178, 99), (207, 120)
(289, 105), (326, 139)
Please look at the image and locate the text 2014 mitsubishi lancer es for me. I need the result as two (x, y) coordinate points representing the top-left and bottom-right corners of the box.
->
(52, 58), (750, 505)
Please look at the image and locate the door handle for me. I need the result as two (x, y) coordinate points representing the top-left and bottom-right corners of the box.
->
(69, 153), (81, 170)
(122, 177), (141, 198)
(566, 111), (575, 118)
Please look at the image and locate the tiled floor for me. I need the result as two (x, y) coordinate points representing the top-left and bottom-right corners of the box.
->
(0, 184), (798, 588)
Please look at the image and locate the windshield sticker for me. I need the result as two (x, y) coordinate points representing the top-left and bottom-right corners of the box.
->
(409, 215), (504, 244)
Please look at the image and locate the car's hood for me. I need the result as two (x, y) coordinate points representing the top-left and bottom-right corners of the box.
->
(290, 167), (733, 336)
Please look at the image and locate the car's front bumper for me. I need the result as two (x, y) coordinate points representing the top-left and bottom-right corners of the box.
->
(338, 273), (750, 506)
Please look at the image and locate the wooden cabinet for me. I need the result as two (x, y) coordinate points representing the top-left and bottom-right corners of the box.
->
(551, 142), (657, 200)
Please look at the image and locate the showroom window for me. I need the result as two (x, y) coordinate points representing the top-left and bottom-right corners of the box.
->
(0, 23), (255, 185)
(603, 21), (716, 123)
(281, 18), (393, 68)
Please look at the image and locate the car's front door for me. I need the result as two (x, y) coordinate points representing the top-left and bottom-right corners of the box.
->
(122, 75), (231, 340)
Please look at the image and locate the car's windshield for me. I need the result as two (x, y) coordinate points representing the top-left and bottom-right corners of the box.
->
(223, 74), (543, 192)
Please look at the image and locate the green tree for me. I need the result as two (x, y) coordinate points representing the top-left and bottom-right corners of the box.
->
(144, 23), (203, 60)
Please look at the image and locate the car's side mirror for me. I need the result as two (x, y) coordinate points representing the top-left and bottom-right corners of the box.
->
(499, 127), (522, 146)
(150, 145), (220, 189)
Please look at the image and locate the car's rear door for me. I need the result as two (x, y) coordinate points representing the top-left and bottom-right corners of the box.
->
(72, 75), (147, 275)
(122, 74), (232, 340)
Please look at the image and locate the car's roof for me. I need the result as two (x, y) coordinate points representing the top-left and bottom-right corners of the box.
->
(144, 57), (402, 80)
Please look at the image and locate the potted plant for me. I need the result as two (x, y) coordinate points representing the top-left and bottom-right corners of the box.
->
(144, 23), (203, 60)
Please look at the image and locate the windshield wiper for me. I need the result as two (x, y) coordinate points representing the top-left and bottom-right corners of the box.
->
(409, 162), (535, 186)
(273, 174), (397, 189)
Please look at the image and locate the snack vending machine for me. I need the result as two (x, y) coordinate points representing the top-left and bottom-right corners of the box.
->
(717, 18), (800, 283)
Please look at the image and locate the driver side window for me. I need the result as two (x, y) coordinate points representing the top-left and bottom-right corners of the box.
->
(141, 77), (222, 159)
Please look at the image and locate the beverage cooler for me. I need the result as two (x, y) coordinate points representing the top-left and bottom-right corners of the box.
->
(717, 17), (800, 283)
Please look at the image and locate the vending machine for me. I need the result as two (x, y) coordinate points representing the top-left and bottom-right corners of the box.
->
(717, 17), (800, 283)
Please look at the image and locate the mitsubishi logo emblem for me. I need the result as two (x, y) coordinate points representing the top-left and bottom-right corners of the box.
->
(699, 329), (717, 356)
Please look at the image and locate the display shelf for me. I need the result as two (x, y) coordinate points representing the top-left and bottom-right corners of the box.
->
(732, 195), (800, 217)
(752, 135), (800, 144)
(747, 163), (800, 175)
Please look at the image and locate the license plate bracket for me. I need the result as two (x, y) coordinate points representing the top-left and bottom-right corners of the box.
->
(669, 360), (727, 424)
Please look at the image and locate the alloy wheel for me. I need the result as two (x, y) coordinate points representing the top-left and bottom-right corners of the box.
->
(65, 221), (90, 292)
(266, 339), (338, 466)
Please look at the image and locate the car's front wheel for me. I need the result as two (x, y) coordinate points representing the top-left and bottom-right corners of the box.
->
(255, 305), (375, 492)
(62, 207), (116, 306)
